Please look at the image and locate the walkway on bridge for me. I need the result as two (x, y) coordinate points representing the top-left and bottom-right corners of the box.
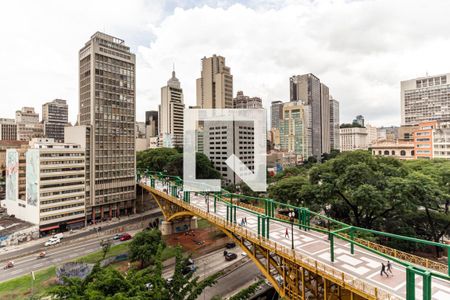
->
(139, 175), (450, 300)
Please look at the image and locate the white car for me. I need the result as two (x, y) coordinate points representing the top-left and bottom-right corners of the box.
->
(45, 237), (60, 247)
(53, 233), (64, 240)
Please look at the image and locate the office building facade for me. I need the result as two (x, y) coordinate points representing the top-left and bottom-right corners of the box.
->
(4, 138), (85, 234)
(145, 111), (158, 138)
(0, 118), (17, 141)
(279, 101), (311, 160)
(15, 107), (44, 141)
(42, 99), (68, 142)
(290, 73), (330, 158)
(203, 121), (254, 186)
(271, 101), (284, 130)
(233, 91), (263, 109)
(339, 127), (368, 152)
(401, 73), (450, 125)
(159, 71), (184, 148)
(196, 55), (233, 109)
(78, 32), (136, 221)
(329, 98), (340, 150)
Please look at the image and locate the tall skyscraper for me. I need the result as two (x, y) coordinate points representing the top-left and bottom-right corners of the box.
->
(329, 97), (340, 150)
(42, 99), (68, 142)
(0, 118), (17, 141)
(78, 32), (136, 221)
(145, 111), (158, 138)
(233, 91), (263, 109)
(401, 73), (450, 125)
(15, 107), (44, 141)
(290, 73), (331, 157)
(159, 70), (184, 148)
(196, 55), (233, 109)
(270, 101), (284, 130)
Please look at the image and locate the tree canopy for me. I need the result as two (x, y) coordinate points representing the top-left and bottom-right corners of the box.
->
(268, 150), (450, 255)
(136, 148), (220, 179)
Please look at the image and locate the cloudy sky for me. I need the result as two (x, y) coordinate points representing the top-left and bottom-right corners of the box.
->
(1, 0), (450, 126)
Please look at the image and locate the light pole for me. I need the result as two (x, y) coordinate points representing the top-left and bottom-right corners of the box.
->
(289, 210), (295, 250)
(206, 192), (210, 213)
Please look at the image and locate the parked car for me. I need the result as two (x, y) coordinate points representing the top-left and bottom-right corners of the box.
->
(113, 234), (121, 240)
(119, 233), (132, 241)
(53, 233), (64, 240)
(45, 237), (60, 247)
(225, 252), (237, 261)
(225, 242), (236, 249)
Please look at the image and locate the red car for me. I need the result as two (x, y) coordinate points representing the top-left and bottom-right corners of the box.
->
(119, 233), (132, 241)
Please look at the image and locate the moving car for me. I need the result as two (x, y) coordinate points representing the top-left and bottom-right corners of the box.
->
(53, 233), (64, 240)
(225, 252), (237, 261)
(225, 242), (236, 249)
(182, 264), (197, 275)
(119, 233), (132, 241)
(113, 234), (121, 240)
(45, 237), (60, 247)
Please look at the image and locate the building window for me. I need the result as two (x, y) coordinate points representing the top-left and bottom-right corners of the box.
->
(384, 150), (389, 155)
(400, 150), (406, 156)
(391, 150), (395, 155)
(378, 150), (382, 155)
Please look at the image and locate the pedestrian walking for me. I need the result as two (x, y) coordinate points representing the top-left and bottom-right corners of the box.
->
(380, 263), (389, 278)
(244, 217), (247, 225)
(285, 227), (289, 238)
(387, 261), (393, 274)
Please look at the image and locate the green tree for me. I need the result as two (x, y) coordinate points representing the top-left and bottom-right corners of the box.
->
(136, 148), (220, 180)
(228, 279), (264, 300)
(129, 229), (164, 269)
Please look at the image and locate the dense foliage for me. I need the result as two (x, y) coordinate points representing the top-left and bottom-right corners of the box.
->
(50, 229), (218, 299)
(268, 151), (450, 255)
(136, 148), (220, 179)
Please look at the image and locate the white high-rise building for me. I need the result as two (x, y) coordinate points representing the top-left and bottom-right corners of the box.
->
(4, 138), (85, 233)
(159, 71), (184, 148)
(401, 73), (450, 125)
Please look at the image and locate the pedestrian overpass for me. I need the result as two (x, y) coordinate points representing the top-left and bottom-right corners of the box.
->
(137, 171), (450, 300)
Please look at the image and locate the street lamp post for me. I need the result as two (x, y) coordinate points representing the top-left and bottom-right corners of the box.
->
(206, 192), (210, 213)
(289, 210), (295, 250)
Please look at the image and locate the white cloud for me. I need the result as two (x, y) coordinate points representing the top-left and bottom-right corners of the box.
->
(2, 0), (450, 127)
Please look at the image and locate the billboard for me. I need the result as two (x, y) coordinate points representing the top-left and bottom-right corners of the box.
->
(26, 149), (39, 206)
(5, 150), (19, 201)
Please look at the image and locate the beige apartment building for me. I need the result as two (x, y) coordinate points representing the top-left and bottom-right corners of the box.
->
(0, 118), (18, 141)
(401, 73), (450, 125)
(371, 141), (415, 160)
(196, 55), (233, 109)
(15, 107), (44, 141)
(78, 32), (136, 222)
(4, 138), (85, 234)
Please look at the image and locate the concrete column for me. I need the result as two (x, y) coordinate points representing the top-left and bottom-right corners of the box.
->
(160, 221), (173, 235)
(190, 216), (198, 230)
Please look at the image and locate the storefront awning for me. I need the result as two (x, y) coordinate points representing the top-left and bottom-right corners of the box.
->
(39, 225), (60, 231)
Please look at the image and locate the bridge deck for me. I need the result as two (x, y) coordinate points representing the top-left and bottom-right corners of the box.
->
(144, 179), (450, 300)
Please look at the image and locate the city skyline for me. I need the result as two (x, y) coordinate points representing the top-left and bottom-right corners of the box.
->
(3, 0), (450, 127)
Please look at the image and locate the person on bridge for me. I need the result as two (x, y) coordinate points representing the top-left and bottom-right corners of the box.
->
(380, 263), (389, 277)
(244, 217), (247, 225)
(285, 227), (289, 238)
(387, 261), (393, 275)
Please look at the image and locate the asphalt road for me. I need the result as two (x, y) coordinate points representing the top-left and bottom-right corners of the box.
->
(199, 260), (261, 299)
(0, 233), (124, 282)
(0, 210), (162, 261)
(162, 247), (247, 280)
